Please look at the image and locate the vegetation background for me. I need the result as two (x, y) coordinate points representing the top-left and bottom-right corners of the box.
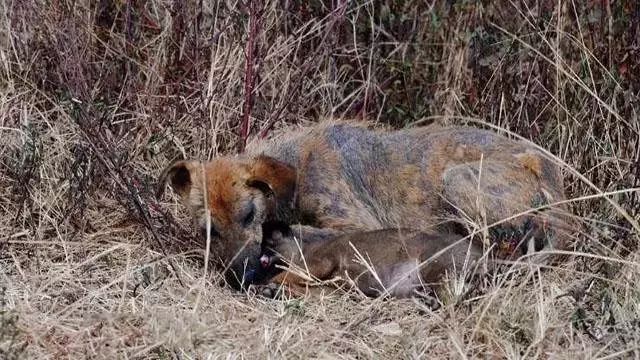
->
(1, 0), (639, 358)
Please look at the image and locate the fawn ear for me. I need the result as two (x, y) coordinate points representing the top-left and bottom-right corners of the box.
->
(156, 160), (201, 200)
(248, 155), (296, 201)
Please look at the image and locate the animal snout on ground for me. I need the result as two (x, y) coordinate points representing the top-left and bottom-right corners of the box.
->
(223, 244), (275, 290)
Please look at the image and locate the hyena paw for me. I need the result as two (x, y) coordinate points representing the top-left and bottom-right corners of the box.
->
(491, 214), (555, 261)
(490, 187), (561, 261)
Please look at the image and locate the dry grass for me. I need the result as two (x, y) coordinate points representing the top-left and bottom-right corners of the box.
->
(1, 0), (639, 358)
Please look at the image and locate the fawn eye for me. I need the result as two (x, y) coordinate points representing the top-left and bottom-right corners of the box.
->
(242, 203), (256, 227)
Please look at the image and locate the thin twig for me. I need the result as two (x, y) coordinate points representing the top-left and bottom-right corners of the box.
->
(238, 0), (264, 152)
(71, 104), (186, 287)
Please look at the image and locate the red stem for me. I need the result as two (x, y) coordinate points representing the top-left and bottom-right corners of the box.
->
(239, 0), (261, 152)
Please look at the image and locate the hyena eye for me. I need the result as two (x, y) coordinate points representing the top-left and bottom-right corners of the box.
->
(201, 225), (219, 238)
(243, 203), (256, 227)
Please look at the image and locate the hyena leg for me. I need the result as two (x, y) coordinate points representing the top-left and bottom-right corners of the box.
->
(442, 156), (574, 261)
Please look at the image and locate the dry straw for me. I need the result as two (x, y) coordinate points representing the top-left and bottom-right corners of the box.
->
(1, 0), (639, 358)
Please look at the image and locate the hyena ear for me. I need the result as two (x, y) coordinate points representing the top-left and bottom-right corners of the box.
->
(248, 155), (297, 201)
(156, 160), (200, 199)
(246, 179), (275, 198)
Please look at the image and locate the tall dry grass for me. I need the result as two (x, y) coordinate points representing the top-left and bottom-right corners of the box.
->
(1, 0), (639, 358)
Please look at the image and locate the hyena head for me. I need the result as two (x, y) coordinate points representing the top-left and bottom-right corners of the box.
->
(157, 155), (296, 290)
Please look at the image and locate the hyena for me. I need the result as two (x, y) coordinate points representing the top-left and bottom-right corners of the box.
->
(157, 120), (574, 290)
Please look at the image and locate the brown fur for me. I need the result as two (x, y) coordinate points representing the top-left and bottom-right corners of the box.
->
(259, 222), (484, 299)
(157, 119), (575, 289)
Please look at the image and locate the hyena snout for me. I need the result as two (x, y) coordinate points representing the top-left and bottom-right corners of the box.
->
(223, 243), (276, 290)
